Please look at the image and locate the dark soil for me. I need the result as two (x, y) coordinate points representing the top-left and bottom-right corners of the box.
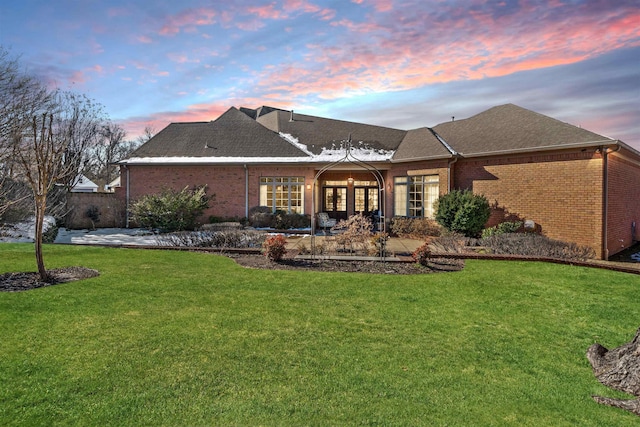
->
(0, 267), (99, 292)
(0, 255), (460, 292)
(228, 253), (464, 274)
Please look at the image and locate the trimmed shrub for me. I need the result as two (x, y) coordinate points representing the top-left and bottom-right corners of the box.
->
(263, 234), (287, 261)
(130, 186), (209, 232)
(481, 221), (523, 239)
(156, 230), (266, 248)
(480, 233), (596, 261)
(412, 242), (432, 266)
(435, 190), (490, 238)
(248, 206), (272, 228)
(248, 206), (310, 229)
(390, 217), (442, 238)
(272, 210), (311, 230)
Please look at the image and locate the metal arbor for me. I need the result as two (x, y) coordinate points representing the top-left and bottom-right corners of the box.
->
(310, 139), (387, 257)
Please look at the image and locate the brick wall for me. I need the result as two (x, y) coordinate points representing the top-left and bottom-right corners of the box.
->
(454, 149), (604, 257)
(66, 192), (126, 229)
(119, 164), (316, 223)
(606, 148), (640, 257)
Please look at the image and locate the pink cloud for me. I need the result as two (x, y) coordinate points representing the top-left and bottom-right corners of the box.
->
(159, 8), (218, 36)
(137, 35), (153, 44)
(249, 2), (640, 103)
(246, 4), (287, 20)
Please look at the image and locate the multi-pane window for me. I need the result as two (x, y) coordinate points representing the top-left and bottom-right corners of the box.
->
(260, 177), (304, 214)
(355, 187), (379, 213)
(394, 175), (439, 218)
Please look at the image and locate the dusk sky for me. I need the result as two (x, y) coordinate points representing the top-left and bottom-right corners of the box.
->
(1, 0), (638, 148)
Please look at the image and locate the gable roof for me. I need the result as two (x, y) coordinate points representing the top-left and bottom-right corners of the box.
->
(122, 103), (625, 166)
(129, 107), (309, 159)
(433, 104), (615, 157)
(256, 109), (406, 156)
(393, 127), (454, 161)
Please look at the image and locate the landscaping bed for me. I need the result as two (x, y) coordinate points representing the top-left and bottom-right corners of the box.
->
(228, 253), (464, 274)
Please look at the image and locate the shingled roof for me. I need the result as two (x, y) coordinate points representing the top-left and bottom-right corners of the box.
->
(124, 103), (623, 165)
(255, 109), (406, 155)
(129, 107), (309, 159)
(433, 104), (615, 157)
(393, 127), (453, 161)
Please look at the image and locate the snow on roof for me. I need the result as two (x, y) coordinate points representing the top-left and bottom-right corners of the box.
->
(122, 135), (396, 165)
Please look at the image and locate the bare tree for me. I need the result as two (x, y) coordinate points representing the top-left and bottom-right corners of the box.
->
(0, 46), (49, 217)
(84, 121), (138, 187)
(13, 90), (106, 281)
(136, 125), (155, 145)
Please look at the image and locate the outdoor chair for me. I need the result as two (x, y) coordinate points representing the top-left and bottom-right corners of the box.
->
(317, 212), (337, 234)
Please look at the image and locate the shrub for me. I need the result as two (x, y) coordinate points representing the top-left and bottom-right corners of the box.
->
(156, 230), (266, 248)
(429, 233), (469, 254)
(130, 186), (209, 232)
(481, 221), (523, 239)
(248, 206), (310, 229)
(390, 217), (442, 238)
(332, 213), (373, 254)
(272, 210), (311, 230)
(248, 206), (272, 228)
(435, 190), (490, 238)
(480, 233), (596, 261)
(262, 234), (287, 262)
(85, 205), (100, 230)
(42, 224), (59, 243)
(412, 243), (432, 266)
(370, 232), (390, 257)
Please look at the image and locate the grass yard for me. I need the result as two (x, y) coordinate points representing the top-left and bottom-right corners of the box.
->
(1, 244), (639, 426)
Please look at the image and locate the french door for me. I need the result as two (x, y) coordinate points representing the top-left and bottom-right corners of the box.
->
(355, 187), (379, 215)
(323, 186), (347, 220)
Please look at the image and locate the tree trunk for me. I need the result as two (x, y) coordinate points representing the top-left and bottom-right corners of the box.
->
(586, 327), (640, 416)
(33, 194), (51, 282)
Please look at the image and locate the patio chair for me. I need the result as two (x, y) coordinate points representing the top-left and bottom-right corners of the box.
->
(317, 212), (337, 234)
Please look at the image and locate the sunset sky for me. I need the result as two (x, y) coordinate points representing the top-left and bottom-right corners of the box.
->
(1, 0), (638, 148)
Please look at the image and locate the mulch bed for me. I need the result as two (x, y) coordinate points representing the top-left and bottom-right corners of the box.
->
(0, 267), (99, 292)
(227, 253), (464, 274)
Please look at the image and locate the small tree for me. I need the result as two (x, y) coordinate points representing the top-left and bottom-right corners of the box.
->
(130, 186), (209, 232)
(435, 189), (490, 237)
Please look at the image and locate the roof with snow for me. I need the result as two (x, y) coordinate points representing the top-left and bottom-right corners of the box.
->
(121, 104), (620, 165)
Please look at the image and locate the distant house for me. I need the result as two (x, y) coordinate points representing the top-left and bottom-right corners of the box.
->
(118, 104), (640, 259)
(70, 174), (98, 193)
(105, 176), (120, 193)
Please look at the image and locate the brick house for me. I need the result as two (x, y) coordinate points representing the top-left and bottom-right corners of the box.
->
(118, 104), (640, 259)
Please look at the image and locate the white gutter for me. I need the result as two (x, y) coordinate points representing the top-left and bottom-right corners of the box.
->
(244, 164), (249, 218)
(456, 139), (618, 158)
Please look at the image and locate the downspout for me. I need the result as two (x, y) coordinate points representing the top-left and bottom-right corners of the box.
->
(601, 144), (621, 260)
(244, 164), (249, 218)
(447, 155), (458, 192)
(124, 164), (130, 228)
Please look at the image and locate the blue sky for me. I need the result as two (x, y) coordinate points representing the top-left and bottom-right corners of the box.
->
(1, 0), (638, 148)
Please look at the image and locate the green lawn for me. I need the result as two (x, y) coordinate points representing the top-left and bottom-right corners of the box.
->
(1, 244), (639, 426)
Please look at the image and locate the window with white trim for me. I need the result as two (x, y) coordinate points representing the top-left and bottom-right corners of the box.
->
(259, 177), (304, 214)
(394, 175), (439, 218)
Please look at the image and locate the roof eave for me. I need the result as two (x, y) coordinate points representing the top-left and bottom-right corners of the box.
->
(391, 153), (454, 163)
(457, 139), (618, 158)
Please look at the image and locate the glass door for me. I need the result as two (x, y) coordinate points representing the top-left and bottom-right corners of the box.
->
(355, 187), (379, 215)
(323, 187), (347, 220)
